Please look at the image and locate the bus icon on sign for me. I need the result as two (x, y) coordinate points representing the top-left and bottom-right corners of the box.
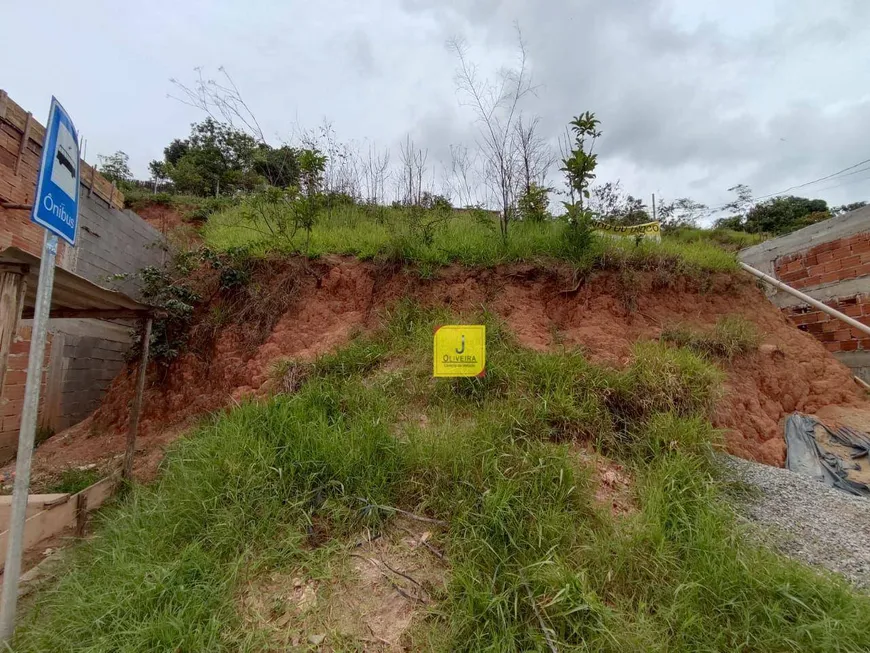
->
(50, 122), (78, 200)
(30, 96), (80, 246)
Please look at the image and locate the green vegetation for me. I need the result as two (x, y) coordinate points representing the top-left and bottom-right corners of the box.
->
(713, 187), (841, 237)
(147, 119), (311, 197)
(715, 195), (830, 235)
(202, 202), (738, 273)
(667, 226), (765, 252)
(46, 467), (101, 495)
(661, 316), (761, 361)
(16, 305), (870, 651)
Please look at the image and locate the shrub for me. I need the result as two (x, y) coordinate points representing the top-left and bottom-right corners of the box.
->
(517, 183), (550, 222)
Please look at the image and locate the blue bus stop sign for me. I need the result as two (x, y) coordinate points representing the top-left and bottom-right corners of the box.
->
(30, 97), (80, 246)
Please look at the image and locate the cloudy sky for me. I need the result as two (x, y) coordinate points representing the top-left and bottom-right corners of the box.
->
(4, 0), (870, 221)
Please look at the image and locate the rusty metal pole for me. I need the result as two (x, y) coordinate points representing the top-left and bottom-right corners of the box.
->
(123, 317), (151, 481)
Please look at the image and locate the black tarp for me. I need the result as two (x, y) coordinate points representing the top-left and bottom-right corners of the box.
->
(784, 413), (870, 496)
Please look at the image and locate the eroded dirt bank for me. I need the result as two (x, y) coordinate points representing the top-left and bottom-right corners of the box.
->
(17, 257), (865, 483)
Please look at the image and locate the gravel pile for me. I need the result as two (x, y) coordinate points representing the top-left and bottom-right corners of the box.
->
(726, 455), (870, 589)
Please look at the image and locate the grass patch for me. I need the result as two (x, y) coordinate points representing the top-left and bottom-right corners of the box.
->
(201, 202), (738, 275)
(45, 467), (102, 495)
(667, 226), (766, 252)
(15, 304), (870, 652)
(662, 315), (761, 360)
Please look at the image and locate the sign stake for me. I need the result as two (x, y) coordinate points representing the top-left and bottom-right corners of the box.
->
(0, 232), (59, 642)
(0, 96), (79, 644)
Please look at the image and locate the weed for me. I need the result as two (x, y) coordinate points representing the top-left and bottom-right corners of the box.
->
(271, 359), (310, 395)
(34, 425), (55, 446)
(667, 226), (766, 252)
(662, 315), (760, 360)
(46, 468), (101, 495)
(128, 263), (200, 366)
(614, 341), (723, 421)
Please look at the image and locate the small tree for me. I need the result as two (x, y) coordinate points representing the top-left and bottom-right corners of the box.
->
(159, 118), (260, 196)
(657, 197), (707, 230)
(253, 144), (300, 188)
(97, 150), (133, 185)
(148, 160), (169, 184)
(514, 114), (556, 200)
(560, 112), (602, 258)
(833, 201), (868, 216)
(297, 148), (327, 250)
(561, 112), (601, 210)
(397, 135), (428, 206)
(714, 184), (754, 230)
(743, 196), (829, 235)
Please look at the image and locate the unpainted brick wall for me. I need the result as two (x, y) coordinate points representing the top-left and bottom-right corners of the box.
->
(773, 232), (870, 355)
(775, 233), (870, 290)
(785, 295), (870, 354)
(0, 328), (52, 460)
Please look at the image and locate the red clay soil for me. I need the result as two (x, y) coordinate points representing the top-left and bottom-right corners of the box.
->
(134, 203), (188, 235)
(9, 257), (866, 486)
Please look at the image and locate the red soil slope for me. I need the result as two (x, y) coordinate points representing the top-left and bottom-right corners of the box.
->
(15, 257), (865, 484)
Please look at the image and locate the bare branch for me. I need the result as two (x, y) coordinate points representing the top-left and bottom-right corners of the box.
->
(169, 66), (266, 143)
(449, 26), (536, 239)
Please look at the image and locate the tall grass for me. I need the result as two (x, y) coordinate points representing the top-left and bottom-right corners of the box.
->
(201, 203), (738, 274)
(667, 226), (766, 252)
(15, 305), (870, 651)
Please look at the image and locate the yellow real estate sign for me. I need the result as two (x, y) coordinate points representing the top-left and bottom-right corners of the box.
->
(433, 325), (486, 377)
(591, 219), (661, 242)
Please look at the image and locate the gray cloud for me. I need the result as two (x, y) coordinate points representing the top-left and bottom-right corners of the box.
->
(403, 0), (870, 211)
(344, 29), (377, 77)
(3, 0), (869, 216)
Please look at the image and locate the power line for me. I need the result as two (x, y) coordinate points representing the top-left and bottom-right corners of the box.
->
(809, 171), (870, 195)
(749, 157), (870, 202)
(692, 156), (870, 221)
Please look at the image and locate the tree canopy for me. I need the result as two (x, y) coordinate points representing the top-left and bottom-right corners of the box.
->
(148, 119), (313, 197)
(715, 195), (830, 235)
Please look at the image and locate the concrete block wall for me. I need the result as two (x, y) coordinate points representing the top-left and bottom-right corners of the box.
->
(54, 320), (131, 430)
(66, 198), (167, 298)
(740, 206), (870, 380)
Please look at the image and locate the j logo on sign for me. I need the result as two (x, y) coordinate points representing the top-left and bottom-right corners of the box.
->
(433, 325), (485, 377)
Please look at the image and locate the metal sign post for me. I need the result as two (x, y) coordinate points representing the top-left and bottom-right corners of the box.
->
(0, 97), (80, 644)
